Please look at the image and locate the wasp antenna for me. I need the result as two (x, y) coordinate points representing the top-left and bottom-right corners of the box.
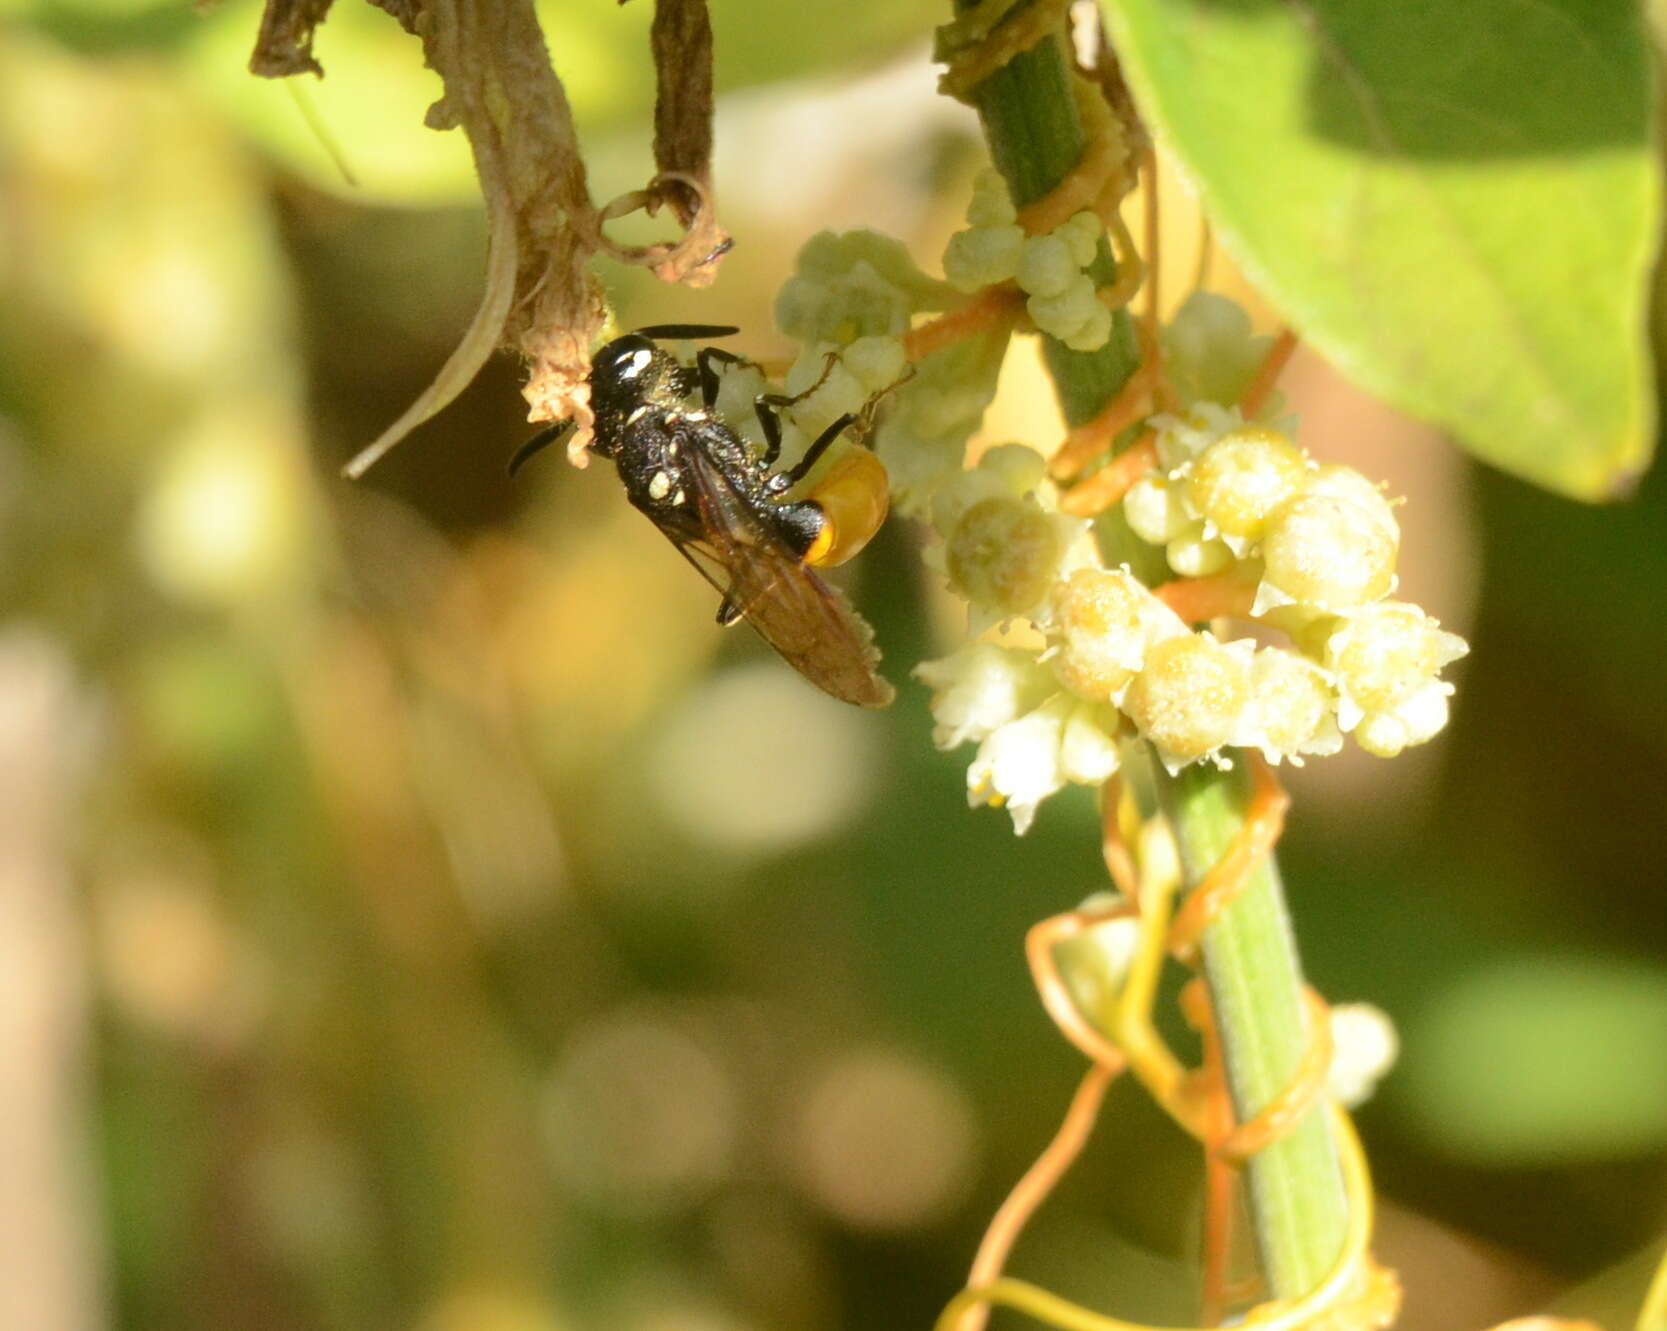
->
(508, 420), (576, 476)
(635, 323), (740, 341)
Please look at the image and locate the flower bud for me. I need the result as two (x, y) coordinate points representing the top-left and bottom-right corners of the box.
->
(1058, 212), (1102, 268)
(1124, 633), (1251, 765)
(1325, 602), (1467, 714)
(1261, 491), (1398, 610)
(1246, 648), (1342, 760)
(1123, 474), (1192, 546)
(1026, 275), (1101, 343)
(915, 643), (1050, 749)
(1186, 426), (1309, 542)
(1060, 302), (1113, 352)
(966, 168), (1018, 227)
(1165, 532), (1233, 578)
(943, 224), (1025, 292)
(1328, 1003), (1398, 1107)
(841, 335), (907, 392)
(945, 496), (1070, 616)
(1353, 681), (1452, 757)
(1016, 233), (1077, 298)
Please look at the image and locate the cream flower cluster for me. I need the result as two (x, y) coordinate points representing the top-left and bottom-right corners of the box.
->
(943, 169), (1112, 351)
(765, 228), (1008, 515)
(1124, 406), (1467, 759)
(768, 200), (1466, 835)
(917, 412), (1467, 830)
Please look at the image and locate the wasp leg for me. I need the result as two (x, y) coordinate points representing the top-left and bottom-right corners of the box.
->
(715, 591), (744, 626)
(508, 419), (577, 476)
(694, 345), (752, 409)
(753, 351), (844, 467)
(772, 413), (856, 492)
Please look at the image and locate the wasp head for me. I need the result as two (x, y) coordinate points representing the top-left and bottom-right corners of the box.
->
(588, 333), (690, 428)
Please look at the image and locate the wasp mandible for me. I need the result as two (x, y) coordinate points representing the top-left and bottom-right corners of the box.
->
(513, 326), (895, 708)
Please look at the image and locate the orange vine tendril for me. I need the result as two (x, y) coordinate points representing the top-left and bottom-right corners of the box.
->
(1051, 338), (1159, 479)
(1152, 570), (1260, 625)
(1014, 84), (1138, 236)
(1167, 755), (1289, 963)
(954, 745), (1374, 1330)
(1184, 976), (1241, 1325)
(956, 1061), (1123, 1331)
(1239, 326), (1299, 419)
(1489, 1321), (1605, 1331)
(938, 0), (1075, 105)
(903, 285), (1028, 362)
(1214, 987), (1335, 1165)
(1026, 904), (1136, 1072)
(1058, 430), (1158, 516)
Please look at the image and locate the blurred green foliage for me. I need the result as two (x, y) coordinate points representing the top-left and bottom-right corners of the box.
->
(0, 5), (1664, 1331)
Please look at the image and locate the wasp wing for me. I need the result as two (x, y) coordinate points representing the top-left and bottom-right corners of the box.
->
(665, 445), (894, 709)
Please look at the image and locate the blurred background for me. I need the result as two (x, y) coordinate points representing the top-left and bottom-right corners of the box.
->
(2, 2), (1666, 1329)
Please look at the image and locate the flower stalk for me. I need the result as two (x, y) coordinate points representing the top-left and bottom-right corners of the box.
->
(957, 1), (1350, 1301)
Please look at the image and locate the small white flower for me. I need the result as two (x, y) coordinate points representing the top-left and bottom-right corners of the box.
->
(931, 444), (1048, 536)
(1123, 632), (1256, 773)
(1162, 290), (1274, 409)
(914, 643), (1051, 750)
(1233, 647), (1343, 765)
(966, 694), (1075, 834)
(1059, 701), (1121, 784)
(1328, 1003), (1399, 1108)
(1151, 401), (1243, 471)
(1324, 602), (1467, 755)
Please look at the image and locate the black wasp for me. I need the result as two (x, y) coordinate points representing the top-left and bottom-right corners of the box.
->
(511, 325), (895, 708)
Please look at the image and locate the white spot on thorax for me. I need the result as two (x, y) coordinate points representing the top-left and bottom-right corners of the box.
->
(626, 404), (651, 425)
(671, 489), (687, 506)
(648, 470), (672, 501)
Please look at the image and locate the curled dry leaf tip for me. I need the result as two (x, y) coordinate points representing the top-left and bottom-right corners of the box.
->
(246, 0), (730, 475)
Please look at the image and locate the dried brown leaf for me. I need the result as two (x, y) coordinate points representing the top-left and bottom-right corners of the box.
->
(248, 0), (337, 77)
(248, 0), (732, 472)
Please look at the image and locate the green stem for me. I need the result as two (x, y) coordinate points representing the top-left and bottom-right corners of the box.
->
(958, 4), (1349, 1301)
(1147, 755), (1349, 1297)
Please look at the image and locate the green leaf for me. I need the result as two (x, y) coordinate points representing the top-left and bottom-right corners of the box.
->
(1099, 0), (1660, 499)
